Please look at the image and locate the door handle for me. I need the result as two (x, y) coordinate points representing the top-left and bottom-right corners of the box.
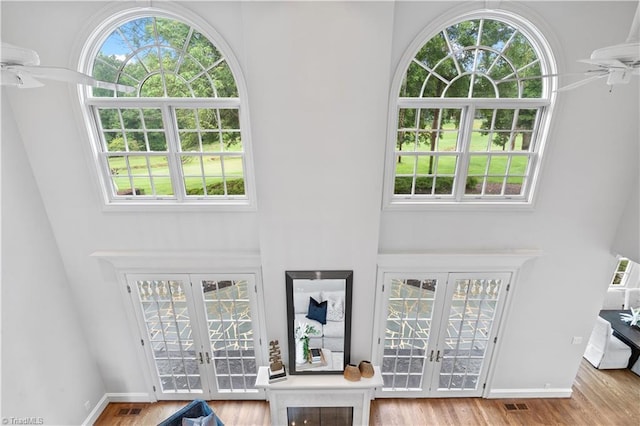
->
(436, 350), (442, 362)
(199, 352), (204, 364)
(205, 352), (211, 364)
(429, 350), (435, 362)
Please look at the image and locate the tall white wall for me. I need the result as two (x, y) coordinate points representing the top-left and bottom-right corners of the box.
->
(242, 0), (393, 364)
(1, 97), (105, 424)
(612, 181), (640, 263)
(0, 1), (638, 416)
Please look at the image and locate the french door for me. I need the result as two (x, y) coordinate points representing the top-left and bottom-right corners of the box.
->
(374, 271), (511, 397)
(126, 273), (265, 400)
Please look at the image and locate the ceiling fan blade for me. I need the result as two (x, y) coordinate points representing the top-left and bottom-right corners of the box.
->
(578, 58), (628, 69)
(500, 73), (562, 83)
(500, 70), (607, 83)
(556, 73), (608, 92)
(17, 65), (135, 93)
(1, 42), (40, 66)
(1, 69), (24, 86)
(1, 67), (44, 88)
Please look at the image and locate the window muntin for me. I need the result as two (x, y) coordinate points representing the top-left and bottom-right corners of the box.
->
(83, 15), (250, 205)
(90, 17), (237, 99)
(389, 15), (553, 205)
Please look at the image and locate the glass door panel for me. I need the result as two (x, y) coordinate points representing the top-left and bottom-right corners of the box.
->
(130, 277), (211, 399)
(128, 273), (264, 401)
(192, 275), (262, 398)
(380, 275), (447, 396)
(429, 273), (510, 397)
(376, 271), (511, 398)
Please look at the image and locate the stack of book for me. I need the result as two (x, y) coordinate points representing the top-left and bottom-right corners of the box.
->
(268, 339), (287, 382)
(309, 348), (322, 364)
(268, 364), (287, 383)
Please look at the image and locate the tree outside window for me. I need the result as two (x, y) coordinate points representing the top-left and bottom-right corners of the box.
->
(83, 15), (251, 205)
(389, 14), (554, 205)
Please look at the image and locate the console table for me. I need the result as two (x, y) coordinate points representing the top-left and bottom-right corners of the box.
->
(255, 366), (383, 426)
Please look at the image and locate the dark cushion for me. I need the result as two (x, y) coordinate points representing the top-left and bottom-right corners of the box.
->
(306, 297), (327, 325)
(157, 400), (223, 426)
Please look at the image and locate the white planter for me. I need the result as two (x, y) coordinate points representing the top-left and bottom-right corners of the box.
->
(296, 339), (305, 364)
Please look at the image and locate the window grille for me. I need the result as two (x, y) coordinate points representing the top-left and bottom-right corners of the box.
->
(81, 14), (253, 207)
(387, 13), (555, 206)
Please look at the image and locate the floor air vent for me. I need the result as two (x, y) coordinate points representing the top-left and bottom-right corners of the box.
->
(116, 407), (143, 416)
(504, 403), (529, 411)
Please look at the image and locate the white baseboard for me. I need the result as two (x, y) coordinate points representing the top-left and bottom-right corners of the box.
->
(82, 394), (109, 426)
(105, 392), (155, 403)
(81, 392), (154, 425)
(487, 388), (573, 399)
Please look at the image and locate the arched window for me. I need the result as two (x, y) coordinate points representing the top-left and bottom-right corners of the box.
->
(80, 12), (253, 207)
(386, 11), (555, 206)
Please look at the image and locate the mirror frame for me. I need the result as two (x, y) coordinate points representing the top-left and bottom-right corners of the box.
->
(285, 270), (353, 375)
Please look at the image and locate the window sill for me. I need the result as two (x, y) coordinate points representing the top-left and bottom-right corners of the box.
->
(100, 199), (257, 213)
(383, 198), (536, 212)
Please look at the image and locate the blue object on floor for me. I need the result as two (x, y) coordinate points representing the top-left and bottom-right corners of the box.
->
(157, 399), (224, 426)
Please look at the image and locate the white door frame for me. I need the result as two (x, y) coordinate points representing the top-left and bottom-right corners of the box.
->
(190, 273), (267, 400)
(94, 251), (268, 401)
(126, 273), (215, 400)
(372, 272), (449, 397)
(427, 272), (512, 397)
(371, 251), (540, 398)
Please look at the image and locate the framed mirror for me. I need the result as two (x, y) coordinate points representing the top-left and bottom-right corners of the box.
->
(286, 270), (353, 375)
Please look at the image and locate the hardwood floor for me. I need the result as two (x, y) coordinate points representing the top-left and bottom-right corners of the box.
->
(94, 400), (270, 426)
(95, 359), (639, 425)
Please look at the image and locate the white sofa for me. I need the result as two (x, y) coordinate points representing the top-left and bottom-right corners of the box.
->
(603, 287), (640, 310)
(294, 288), (345, 352)
(624, 288), (640, 309)
(603, 288), (626, 310)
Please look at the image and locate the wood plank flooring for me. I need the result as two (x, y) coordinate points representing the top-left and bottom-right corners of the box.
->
(94, 400), (270, 426)
(94, 359), (639, 425)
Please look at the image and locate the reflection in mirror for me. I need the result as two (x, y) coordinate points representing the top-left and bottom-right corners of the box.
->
(286, 270), (353, 375)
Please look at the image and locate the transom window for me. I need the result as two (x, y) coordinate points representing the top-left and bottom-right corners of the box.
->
(81, 14), (253, 207)
(386, 13), (555, 206)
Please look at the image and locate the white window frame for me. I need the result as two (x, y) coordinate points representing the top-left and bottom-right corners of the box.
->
(610, 257), (632, 288)
(383, 10), (557, 210)
(77, 8), (256, 211)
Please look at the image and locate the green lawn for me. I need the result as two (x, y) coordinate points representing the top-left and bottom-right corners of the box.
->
(107, 122), (528, 196)
(396, 120), (529, 184)
(108, 153), (244, 196)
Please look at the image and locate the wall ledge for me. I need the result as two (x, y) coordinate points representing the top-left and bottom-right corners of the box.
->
(377, 250), (543, 271)
(91, 250), (262, 270)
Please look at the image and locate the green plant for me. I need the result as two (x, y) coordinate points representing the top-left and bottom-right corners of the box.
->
(295, 322), (318, 362)
(186, 178), (245, 196)
(107, 136), (142, 152)
(394, 176), (478, 194)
